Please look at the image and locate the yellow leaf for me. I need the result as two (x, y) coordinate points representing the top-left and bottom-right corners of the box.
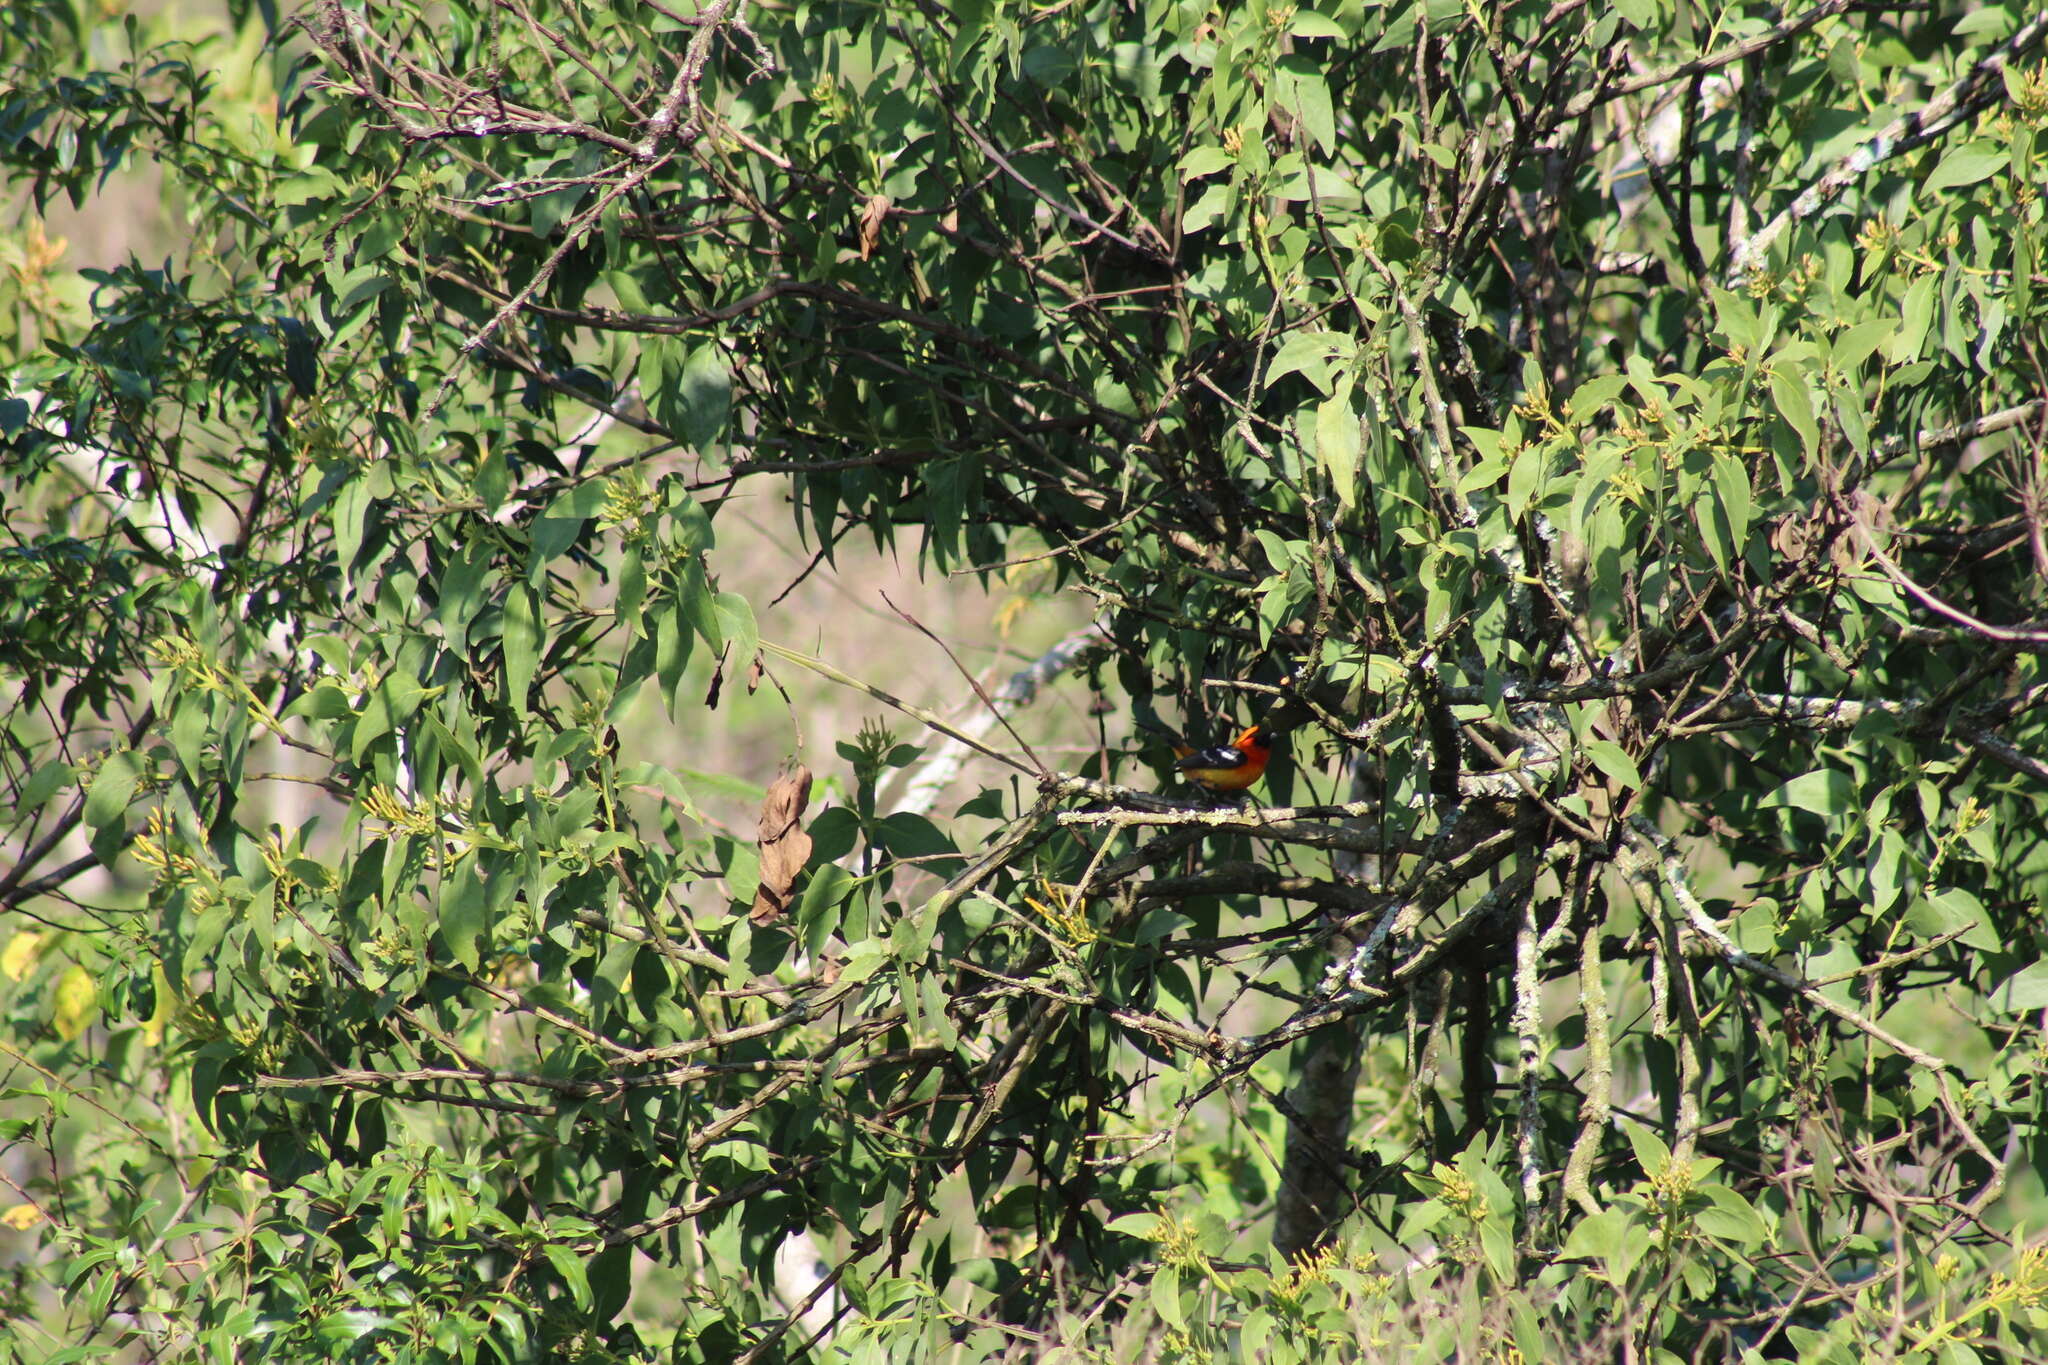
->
(992, 596), (1032, 639)
(1, 933), (44, 982)
(141, 964), (174, 1048)
(0, 1204), (42, 1230)
(52, 964), (97, 1042)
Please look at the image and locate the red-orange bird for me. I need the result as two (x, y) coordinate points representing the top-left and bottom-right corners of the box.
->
(1164, 723), (1274, 794)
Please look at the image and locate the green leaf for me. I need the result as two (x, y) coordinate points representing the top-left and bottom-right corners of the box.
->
(1867, 826), (1909, 912)
(1834, 386), (1871, 453)
(612, 542), (648, 633)
(315, 1309), (396, 1344)
(1274, 57), (1335, 152)
(530, 478), (611, 576)
(439, 856), (489, 971)
(1830, 318), (1896, 375)
(1506, 440), (1547, 517)
(165, 699), (207, 785)
(1314, 384), (1361, 507)
(1768, 367), (1819, 458)
(1560, 1208), (1650, 1283)
(436, 541), (494, 656)
(1988, 962), (2048, 1014)
(503, 583), (543, 711)
(1889, 274), (1938, 361)
(350, 682), (391, 765)
(1267, 330), (1352, 395)
(1623, 1119), (1671, 1178)
(1709, 286), (1760, 351)
(543, 1244), (592, 1311)
(1758, 769), (1855, 818)
(680, 557), (723, 654)
(1923, 140), (2004, 194)
(332, 465), (379, 577)
(1711, 453), (1752, 559)
(838, 939), (892, 985)
(1907, 888), (2001, 952)
(1241, 1307), (1274, 1360)
(1288, 10), (1346, 38)
(1179, 146), (1235, 180)
(1694, 1183), (1769, 1245)
(797, 865), (852, 960)
(1149, 1265), (1185, 1330)
(19, 761), (71, 817)
(84, 750), (142, 839)
(676, 344), (732, 450)
(1182, 182), (1232, 234)
(655, 594), (694, 718)
(1584, 739), (1641, 790)
(949, 0), (995, 65)
(589, 1243), (633, 1321)
(713, 591), (758, 665)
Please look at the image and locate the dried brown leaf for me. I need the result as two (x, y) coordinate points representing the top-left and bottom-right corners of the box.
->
(857, 193), (891, 261)
(705, 654), (726, 710)
(749, 764), (814, 925)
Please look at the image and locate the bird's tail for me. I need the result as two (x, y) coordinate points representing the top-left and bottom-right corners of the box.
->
(1131, 711), (1195, 759)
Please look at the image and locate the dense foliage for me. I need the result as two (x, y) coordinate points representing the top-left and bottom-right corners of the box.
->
(5, 0), (2048, 1358)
